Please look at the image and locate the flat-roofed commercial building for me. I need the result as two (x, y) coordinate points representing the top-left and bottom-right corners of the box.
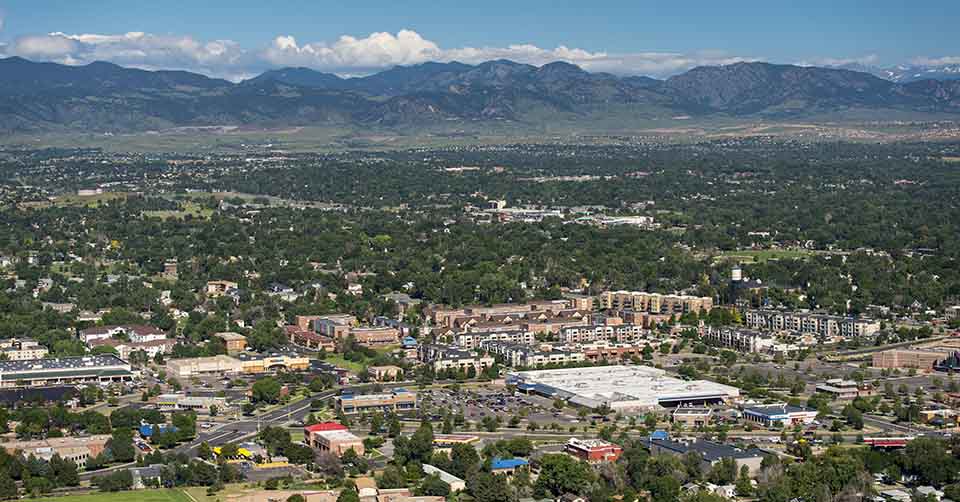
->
(304, 422), (365, 457)
(564, 438), (623, 463)
(672, 407), (714, 428)
(743, 404), (818, 427)
(422, 464), (466, 492)
(508, 365), (738, 411)
(335, 389), (417, 415)
(0, 355), (134, 389)
(642, 436), (765, 475)
(433, 434), (481, 449)
(166, 355), (242, 378)
(600, 291), (713, 315)
(236, 353), (310, 373)
(872, 349), (949, 370)
(815, 379), (873, 400)
(1, 434), (111, 469)
(155, 393), (228, 412)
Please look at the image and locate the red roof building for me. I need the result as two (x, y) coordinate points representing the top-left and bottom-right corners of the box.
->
(564, 438), (623, 463)
(305, 422), (348, 433)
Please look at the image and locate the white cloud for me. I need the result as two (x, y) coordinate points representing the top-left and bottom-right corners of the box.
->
(911, 56), (960, 67)
(262, 30), (443, 74)
(796, 54), (879, 68)
(4, 28), (763, 80)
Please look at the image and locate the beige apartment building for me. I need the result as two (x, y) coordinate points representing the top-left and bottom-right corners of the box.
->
(600, 291), (713, 315)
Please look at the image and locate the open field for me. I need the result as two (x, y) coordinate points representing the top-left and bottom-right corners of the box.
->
(4, 116), (960, 154)
(143, 202), (214, 220)
(321, 355), (366, 373)
(20, 191), (128, 209)
(714, 248), (816, 263)
(33, 489), (193, 502)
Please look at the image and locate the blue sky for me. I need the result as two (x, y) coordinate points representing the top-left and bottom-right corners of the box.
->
(0, 0), (957, 79)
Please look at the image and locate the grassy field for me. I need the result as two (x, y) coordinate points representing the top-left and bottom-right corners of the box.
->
(322, 355), (366, 373)
(143, 202), (214, 220)
(20, 191), (128, 209)
(715, 248), (815, 263)
(33, 489), (193, 502)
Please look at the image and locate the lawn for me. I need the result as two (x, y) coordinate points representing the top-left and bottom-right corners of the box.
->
(143, 202), (214, 220)
(715, 248), (814, 263)
(322, 354), (366, 373)
(33, 489), (193, 502)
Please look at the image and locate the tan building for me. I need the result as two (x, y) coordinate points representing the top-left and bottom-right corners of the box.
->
(368, 365), (404, 382)
(284, 326), (336, 351)
(350, 327), (400, 347)
(335, 389), (417, 415)
(206, 280), (239, 297)
(744, 309), (880, 338)
(214, 332), (247, 353)
(872, 349), (948, 370)
(601, 291), (713, 315)
(237, 353), (310, 374)
(0, 339), (48, 360)
(1, 434), (111, 469)
(167, 355), (242, 377)
(304, 423), (365, 457)
(672, 407), (713, 428)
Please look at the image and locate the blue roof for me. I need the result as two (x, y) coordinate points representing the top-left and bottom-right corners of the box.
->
(139, 424), (176, 437)
(402, 336), (417, 347)
(649, 430), (670, 441)
(491, 458), (529, 470)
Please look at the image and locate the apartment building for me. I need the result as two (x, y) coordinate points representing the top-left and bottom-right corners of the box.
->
(87, 337), (175, 360)
(283, 325), (336, 351)
(575, 341), (646, 362)
(78, 324), (167, 345)
(600, 291), (714, 315)
(701, 327), (775, 353)
(455, 330), (535, 350)
(349, 327), (400, 347)
(0, 339), (48, 360)
(743, 309), (881, 339)
(481, 341), (585, 368)
(418, 344), (495, 373)
(558, 324), (646, 344)
(306, 315), (398, 347)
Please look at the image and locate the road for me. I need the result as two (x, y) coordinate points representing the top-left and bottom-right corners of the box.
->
(175, 389), (339, 456)
(79, 389), (338, 480)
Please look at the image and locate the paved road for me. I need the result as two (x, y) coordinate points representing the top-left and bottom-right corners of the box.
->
(175, 389), (339, 455)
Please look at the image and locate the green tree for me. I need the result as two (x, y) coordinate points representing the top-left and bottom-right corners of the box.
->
(534, 454), (594, 497)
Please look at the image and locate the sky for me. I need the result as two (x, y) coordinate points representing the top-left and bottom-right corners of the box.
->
(0, 0), (957, 81)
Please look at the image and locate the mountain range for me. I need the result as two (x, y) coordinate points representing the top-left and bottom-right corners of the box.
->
(1, 56), (960, 133)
